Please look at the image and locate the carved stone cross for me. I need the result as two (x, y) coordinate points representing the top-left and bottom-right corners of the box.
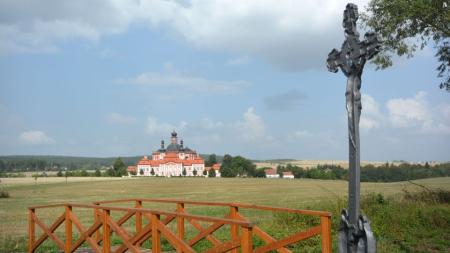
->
(326, 3), (380, 253)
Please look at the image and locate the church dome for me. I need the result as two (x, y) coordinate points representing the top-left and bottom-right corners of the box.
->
(166, 143), (181, 152)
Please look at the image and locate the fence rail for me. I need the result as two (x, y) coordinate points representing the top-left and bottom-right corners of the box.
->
(28, 199), (332, 253)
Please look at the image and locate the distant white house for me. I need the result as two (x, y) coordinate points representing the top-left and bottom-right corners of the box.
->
(283, 171), (295, 179)
(205, 164), (221, 177)
(265, 168), (279, 178)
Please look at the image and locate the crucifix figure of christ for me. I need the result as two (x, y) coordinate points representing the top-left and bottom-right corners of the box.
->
(327, 3), (379, 253)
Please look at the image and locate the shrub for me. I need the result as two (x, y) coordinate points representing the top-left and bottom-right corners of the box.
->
(0, 190), (9, 198)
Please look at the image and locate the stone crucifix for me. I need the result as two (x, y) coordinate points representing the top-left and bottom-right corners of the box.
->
(327, 3), (379, 253)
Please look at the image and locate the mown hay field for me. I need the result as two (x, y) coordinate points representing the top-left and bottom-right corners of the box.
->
(1, 177), (449, 252)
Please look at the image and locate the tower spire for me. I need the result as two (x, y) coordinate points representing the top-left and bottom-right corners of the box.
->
(171, 130), (178, 144)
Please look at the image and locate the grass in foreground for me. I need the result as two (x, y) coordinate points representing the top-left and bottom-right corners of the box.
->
(1, 177), (449, 252)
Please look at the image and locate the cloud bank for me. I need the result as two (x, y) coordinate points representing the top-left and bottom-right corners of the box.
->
(0, 0), (370, 70)
(19, 130), (54, 145)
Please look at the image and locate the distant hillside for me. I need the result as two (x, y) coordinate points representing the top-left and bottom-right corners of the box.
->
(0, 154), (222, 171)
(0, 155), (141, 171)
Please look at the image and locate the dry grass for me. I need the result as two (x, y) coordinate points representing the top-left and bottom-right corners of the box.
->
(1, 176), (449, 251)
(1, 176), (124, 185)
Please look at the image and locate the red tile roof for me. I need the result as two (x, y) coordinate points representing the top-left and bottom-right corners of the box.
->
(264, 169), (277, 175)
(137, 154), (204, 167)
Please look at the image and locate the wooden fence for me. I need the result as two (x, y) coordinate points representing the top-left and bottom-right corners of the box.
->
(28, 199), (332, 253)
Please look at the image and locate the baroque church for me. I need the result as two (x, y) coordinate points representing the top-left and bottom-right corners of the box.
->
(135, 131), (205, 177)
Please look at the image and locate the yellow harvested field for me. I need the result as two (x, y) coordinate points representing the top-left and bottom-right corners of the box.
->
(1, 176), (449, 240)
(255, 160), (408, 169)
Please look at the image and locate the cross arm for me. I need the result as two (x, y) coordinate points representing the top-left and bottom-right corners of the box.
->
(361, 32), (381, 60)
(327, 48), (341, 73)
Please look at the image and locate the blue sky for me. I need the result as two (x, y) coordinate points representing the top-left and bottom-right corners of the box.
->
(0, 0), (449, 161)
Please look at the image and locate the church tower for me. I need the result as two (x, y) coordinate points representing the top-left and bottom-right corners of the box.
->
(171, 130), (178, 144)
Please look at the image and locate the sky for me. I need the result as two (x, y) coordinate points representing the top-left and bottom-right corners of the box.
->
(0, 0), (449, 162)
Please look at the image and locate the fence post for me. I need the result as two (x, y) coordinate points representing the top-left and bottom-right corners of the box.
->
(94, 203), (101, 242)
(103, 209), (110, 253)
(230, 205), (239, 253)
(28, 208), (35, 253)
(320, 216), (332, 253)
(65, 205), (72, 253)
(152, 214), (161, 253)
(241, 226), (253, 253)
(135, 200), (142, 247)
(177, 202), (185, 253)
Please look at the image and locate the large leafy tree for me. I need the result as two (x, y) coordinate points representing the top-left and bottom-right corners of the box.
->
(208, 168), (216, 177)
(220, 154), (236, 177)
(362, 0), (450, 91)
(205, 154), (217, 167)
(231, 156), (256, 177)
(112, 157), (127, 177)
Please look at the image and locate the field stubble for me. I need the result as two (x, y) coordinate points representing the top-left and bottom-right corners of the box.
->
(1, 177), (449, 252)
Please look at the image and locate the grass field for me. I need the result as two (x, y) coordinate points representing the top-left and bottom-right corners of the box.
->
(1, 177), (449, 252)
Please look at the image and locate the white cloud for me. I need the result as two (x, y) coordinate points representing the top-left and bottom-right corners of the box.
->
(360, 94), (383, 130)
(145, 107), (270, 144)
(106, 112), (136, 125)
(199, 118), (224, 129)
(19, 130), (54, 145)
(146, 117), (187, 135)
(120, 71), (250, 94)
(0, 0), (371, 69)
(440, 104), (450, 120)
(387, 91), (430, 128)
(386, 92), (450, 134)
(234, 107), (270, 142)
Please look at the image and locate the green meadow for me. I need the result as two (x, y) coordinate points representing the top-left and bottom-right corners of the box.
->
(1, 177), (449, 252)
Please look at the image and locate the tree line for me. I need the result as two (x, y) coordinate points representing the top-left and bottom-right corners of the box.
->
(274, 162), (450, 182)
(1, 154), (448, 182)
(219, 154), (257, 177)
(0, 156), (140, 172)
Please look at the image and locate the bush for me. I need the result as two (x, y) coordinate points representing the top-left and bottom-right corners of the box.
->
(0, 190), (9, 198)
(402, 188), (450, 204)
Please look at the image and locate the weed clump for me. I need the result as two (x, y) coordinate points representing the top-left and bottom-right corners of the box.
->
(403, 188), (450, 204)
(0, 190), (9, 198)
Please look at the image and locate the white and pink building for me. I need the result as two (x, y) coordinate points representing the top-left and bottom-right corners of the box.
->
(134, 131), (205, 177)
(282, 171), (295, 179)
(265, 168), (279, 178)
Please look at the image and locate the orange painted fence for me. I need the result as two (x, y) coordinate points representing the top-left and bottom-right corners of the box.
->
(28, 199), (332, 253)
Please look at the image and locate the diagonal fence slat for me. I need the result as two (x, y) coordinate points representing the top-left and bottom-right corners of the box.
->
(69, 211), (102, 253)
(106, 214), (141, 253)
(252, 226), (293, 253)
(155, 218), (196, 253)
(114, 223), (152, 253)
(188, 220), (226, 246)
(254, 225), (322, 253)
(29, 199), (332, 253)
(203, 238), (241, 253)
(32, 212), (65, 250)
(32, 212), (65, 251)
(235, 212), (292, 253)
